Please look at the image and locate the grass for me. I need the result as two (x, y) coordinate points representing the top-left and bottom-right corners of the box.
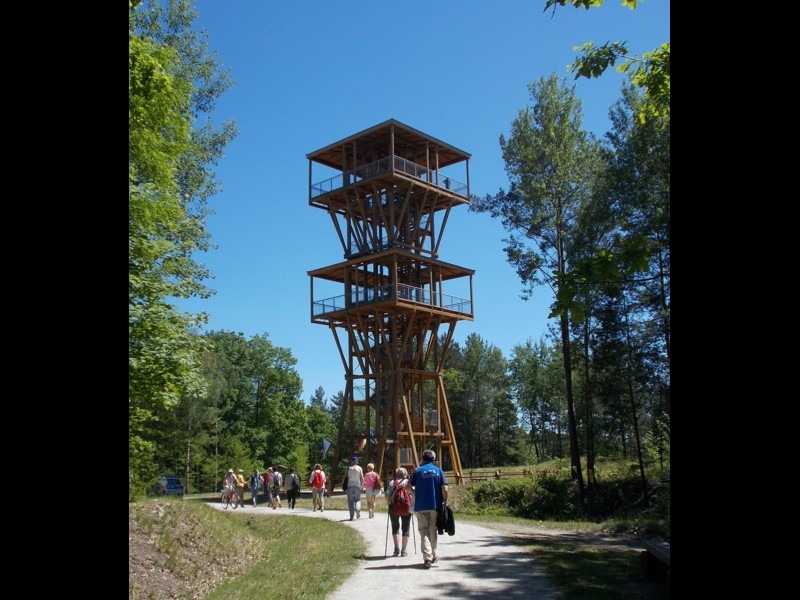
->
(204, 515), (366, 600)
(130, 498), (365, 600)
(525, 540), (669, 600)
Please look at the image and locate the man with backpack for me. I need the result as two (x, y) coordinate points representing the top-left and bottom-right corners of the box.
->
(409, 449), (448, 569)
(308, 463), (326, 512)
(285, 467), (301, 509)
(386, 467), (412, 556)
(249, 468), (261, 507)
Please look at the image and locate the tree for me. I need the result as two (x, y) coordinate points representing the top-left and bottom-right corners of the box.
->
(605, 83), (670, 399)
(305, 401), (338, 469)
(129, 0), (237, 498)
(204, 331), (305, 468)
(510, 337), (559, 461)
(445, 333), (510, 467)
(471, 74), (606, 500)
(309, 386), (327, 409)
(544, 0), (670, 122)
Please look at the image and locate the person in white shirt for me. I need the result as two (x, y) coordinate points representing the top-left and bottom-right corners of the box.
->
(343, 456), (365, 520)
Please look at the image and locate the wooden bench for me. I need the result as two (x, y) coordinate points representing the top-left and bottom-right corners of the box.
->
(640, 538), (670, 583)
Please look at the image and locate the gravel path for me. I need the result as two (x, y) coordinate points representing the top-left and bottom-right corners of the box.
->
(211, 503), (562, 599)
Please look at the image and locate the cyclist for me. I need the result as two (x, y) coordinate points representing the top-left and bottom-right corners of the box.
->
(223, 468), (238, 505)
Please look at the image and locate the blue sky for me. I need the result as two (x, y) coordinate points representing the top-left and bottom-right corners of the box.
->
(179, 0), (670, 403)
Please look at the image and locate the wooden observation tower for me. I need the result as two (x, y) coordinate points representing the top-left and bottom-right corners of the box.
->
(307, 119), (474, 487)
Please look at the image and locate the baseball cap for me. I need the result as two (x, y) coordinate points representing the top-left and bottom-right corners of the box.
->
(351, 456), (359, 462)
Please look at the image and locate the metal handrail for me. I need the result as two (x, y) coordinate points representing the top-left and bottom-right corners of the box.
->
(312, 283), (472, 318)
(310, 155), (466, 199)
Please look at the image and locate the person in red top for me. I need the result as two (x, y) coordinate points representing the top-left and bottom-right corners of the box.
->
(308, 463), (326, 512)
(386, 467), (412, 556)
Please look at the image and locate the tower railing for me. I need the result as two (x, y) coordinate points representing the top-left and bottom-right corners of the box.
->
(310, 155), (466, 199)
(312, 283), (472, 318)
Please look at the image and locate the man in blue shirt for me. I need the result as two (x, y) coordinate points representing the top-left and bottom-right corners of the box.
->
(409, 449), (448, 569)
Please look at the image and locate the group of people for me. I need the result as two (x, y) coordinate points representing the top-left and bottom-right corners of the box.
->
(341, 450), (448, 569)
(222, 451), (447, 570)
(223, 465), (305, 510)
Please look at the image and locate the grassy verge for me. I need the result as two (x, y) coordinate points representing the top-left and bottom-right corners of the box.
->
(525, 540), (669, 600)
(130, 498), (366, 600)
(205, 515), (366, 600)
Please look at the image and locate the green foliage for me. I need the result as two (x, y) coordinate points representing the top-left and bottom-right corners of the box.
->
(642, 413), (670, 479)
(445, 334), (516, 467)
(202, 331), (305, 473)
(285, 443), (309, 480)
(571, 41), (670, 123)
(129, 405), (161, 501)
(221, 437), (253, 475)
(544, 0), (669, 123)
(471, 474), (582, 520)
(461, 459), (668, 531)
(129, 0), (238, 495)
(471, 73), (603, 318)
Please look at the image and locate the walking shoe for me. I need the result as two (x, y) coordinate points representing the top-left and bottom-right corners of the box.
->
(401, 550), (407, 557)
(356, 509), (361, 518)
(393, 547), (400, 557)
(423, 560), (431, 569)
(431, 555), (438, 564)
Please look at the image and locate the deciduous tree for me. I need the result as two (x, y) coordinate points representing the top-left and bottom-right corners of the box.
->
(129, 0), (237, 498)
(544, 0), (670, 122)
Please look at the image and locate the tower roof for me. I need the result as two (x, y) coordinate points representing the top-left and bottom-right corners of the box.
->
(306, 118), (471, 171)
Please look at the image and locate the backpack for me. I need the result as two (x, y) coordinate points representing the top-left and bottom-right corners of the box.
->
(390, 479), (412, 516)
(272, 472), (281, 487)
(311, 470), (323, 488)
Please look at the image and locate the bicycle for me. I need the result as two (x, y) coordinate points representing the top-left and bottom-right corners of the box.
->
(221, 486), (240, 509)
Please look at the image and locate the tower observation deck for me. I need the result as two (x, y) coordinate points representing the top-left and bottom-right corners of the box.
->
(307, 118), (474, 487)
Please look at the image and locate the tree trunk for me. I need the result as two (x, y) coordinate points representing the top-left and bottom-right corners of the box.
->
(623, 301), (648, 503)
(582, 320), (596, 493)
(560, 311), (585, 501)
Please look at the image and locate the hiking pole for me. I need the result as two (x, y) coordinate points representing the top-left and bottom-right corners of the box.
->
(411, 512), (417, 554)
(384, 510), (390, 558)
